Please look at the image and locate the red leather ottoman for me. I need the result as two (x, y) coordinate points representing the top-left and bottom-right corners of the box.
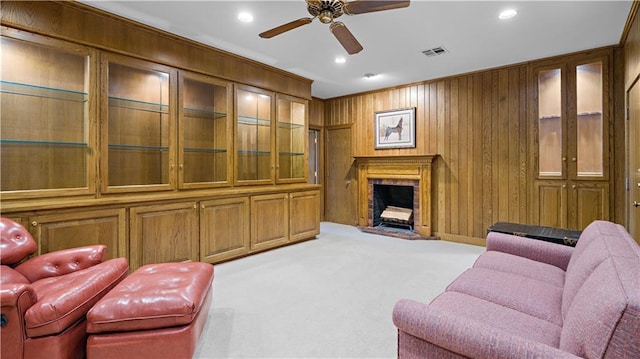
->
(85, 262), (214, 359)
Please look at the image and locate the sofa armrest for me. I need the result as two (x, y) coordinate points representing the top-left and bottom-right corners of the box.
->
(15, 245), (107, 283)
(392, 299), (581, 359)
(486, 232), (574, 270)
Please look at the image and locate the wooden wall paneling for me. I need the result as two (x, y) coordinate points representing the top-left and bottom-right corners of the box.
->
(623, 1), (640, 88)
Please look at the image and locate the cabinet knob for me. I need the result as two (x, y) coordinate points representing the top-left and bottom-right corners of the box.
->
(571, 157), (577, 162)
(193, 203), (197, 209)
(562, 184), (566, 188)
(31, 221), (38, 227)
(562, 157), (567, 162)
(179, 164), (184, 170)
(572, 185), (577, 189)
(633, 201), (640, 208)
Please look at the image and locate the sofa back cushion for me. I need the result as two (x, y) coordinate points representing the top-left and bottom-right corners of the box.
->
(562, 221), (639, 316)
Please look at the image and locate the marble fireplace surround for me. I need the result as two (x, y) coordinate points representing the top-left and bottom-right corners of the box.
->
(354, 155), (437, 239)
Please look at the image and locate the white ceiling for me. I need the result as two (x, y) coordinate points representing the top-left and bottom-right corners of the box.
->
(80, 1), (632, 99)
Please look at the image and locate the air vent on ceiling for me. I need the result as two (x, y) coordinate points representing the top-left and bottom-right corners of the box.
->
(422, 46), (448, 57)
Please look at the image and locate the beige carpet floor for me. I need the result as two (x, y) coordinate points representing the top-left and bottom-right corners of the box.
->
(193, 222), (485, 359)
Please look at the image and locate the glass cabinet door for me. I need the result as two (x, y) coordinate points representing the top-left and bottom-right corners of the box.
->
(179, 73), (232, 188)
(103, 55), (176, 192)
(575, 61), (604, 178)
(235, 86), (273, 185)
(0, 33), (96, 198)
(536, 58), (607, 180)
(537, 67), (564, 178)
(276, 94), (307, 183)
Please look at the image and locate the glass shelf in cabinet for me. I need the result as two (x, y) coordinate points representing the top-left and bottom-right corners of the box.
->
(184, 107), (227, 119)
(237, 150), (271, 155)
(0, 139), (88, 147)
(108, 144), (169, 151)
(184, 147), (227, 153)
(277, 121), (305, 129)
(0, 80), (87, 103)
(237, 116), (271, 126)
(109, 97), (169, 114)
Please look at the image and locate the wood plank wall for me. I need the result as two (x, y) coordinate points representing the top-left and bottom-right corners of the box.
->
(325, 66), (530, 241)
(324, 47), (624, 243)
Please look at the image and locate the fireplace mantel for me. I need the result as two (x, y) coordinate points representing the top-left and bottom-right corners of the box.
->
(355, 155), (438, 238)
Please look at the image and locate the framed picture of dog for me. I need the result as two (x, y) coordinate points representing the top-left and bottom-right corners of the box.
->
(374, 107), (416, 149)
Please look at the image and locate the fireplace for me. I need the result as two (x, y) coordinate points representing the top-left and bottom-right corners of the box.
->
(372, 181), (418, 231)
(354, 155), (436, 239)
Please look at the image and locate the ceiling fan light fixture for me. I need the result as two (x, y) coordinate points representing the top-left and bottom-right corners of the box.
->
(335, 56), (346, 64)
(363, 73), (378, 79)
(319, 9), (334, 24)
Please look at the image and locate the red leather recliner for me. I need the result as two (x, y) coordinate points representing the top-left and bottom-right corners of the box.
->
(0, 218), (129, 359)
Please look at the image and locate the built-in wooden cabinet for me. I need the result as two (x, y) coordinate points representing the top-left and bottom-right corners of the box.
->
(0, 8), (319, 271)
(129, 202), (199, 270)
(236, 85), (274, 185)
(28, 209), (127, 260)
(199, 197), (250, 263)
(251, 193), (290, 250)
(102, 54), (177, 192)
(533, 50), (611, 230)
(289, 190), (321, 242)
(276, 94), (308, 183)
(180, 72), (233, 188)
(0, 30), (97, 199)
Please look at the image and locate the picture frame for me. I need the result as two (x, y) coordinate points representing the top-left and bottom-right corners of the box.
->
(374, 107), (416, 149)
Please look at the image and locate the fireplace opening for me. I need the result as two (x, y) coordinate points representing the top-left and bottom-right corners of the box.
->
(373, 184), (414, 231)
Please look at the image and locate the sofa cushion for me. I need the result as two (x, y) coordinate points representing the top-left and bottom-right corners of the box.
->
(560, 255), (640, 358)
(430, 291), (562, 347)
(446, 267), (564, 326)
(562, 221), (640, 317)
(1, 265), (30, 284)
(25, 258), (129, 337)
(87, 262), (214, 333)
(474, 251), (565, 288)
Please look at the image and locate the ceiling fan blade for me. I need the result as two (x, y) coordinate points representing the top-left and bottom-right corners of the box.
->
(259, 18), (313, 38)
(330, 21), (363, 55)
(344, 0), (410, 15)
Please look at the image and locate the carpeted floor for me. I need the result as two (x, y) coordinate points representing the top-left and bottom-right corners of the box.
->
(193, 222), (485, 359)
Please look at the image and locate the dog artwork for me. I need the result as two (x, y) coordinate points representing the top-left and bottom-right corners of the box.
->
(384, 117), (403, 141)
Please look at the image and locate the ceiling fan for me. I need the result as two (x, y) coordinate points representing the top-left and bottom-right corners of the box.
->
(259, 0), (410, 55)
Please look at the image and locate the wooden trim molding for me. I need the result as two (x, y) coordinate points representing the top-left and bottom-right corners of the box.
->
(0, 0), (312, 99)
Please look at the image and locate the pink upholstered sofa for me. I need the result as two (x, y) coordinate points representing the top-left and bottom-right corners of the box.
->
(393, 220), (640, 359)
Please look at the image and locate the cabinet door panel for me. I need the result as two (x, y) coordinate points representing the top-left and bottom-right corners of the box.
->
(534, 181), (567, 228)
(30, 209), (126, 260)
(251, 193), (288, 250)
(130, 202), (198, 270)
(290, 190), (320, 242)
(200, 197), (250, 263)
(571, 183), (609, 230)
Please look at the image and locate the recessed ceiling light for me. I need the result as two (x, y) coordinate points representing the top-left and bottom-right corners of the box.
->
(498, 9), (517, 20)
(335, 56), (346, 64)
(237, 12), (254, 23)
